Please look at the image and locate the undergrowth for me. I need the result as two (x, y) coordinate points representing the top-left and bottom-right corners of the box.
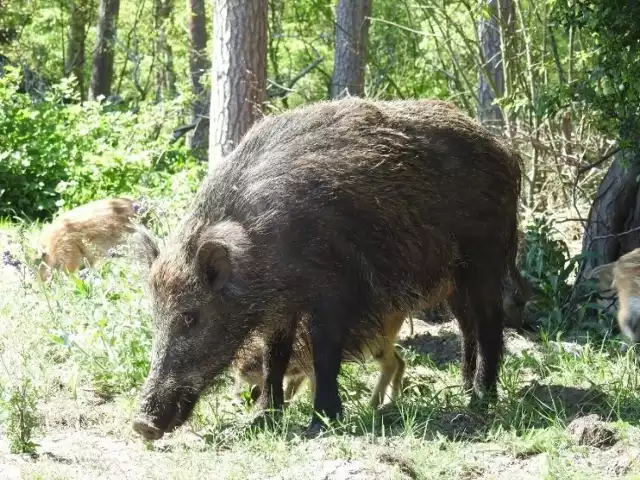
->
(0, 197), (637, 478)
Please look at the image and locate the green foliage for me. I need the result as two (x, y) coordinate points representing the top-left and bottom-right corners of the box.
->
(555, 0), (640, 143)
(53, 106), (199, 210)
(0, 0), (30, 45)
(0, 68), (202, 220)
(0, 70), (80, 219)
(519, 216), (584, 331)
(0, 375), (40, 454)
(45, 259), (153, 398)
(367, 1), (450, 99)
(0, 168), (202, 401)
(265, 0), (333, 108)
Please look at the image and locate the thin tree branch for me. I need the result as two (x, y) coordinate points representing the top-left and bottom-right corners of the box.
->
(586, 225), (640, 250)
(576, 147), (621, 176)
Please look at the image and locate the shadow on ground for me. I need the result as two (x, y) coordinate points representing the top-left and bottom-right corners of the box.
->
(399, 329), (462, 369)
(338, 379), (640, 443)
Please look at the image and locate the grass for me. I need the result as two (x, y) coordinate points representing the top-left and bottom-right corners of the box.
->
(2, 210), (640, 479)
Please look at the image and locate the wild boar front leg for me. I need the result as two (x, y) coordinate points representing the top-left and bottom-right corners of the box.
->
(256, 314), (299, 411)
(305, 300), (346, 436)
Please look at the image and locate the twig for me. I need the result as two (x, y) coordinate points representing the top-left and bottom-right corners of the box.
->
(288, 56), (323, 90)
(115, 0), (146, 95)
(587, 225), (640, 249)
(114, 35), (148, 99)
(553, 218), (586, 224)
(576, 146), (621, 176)
(267, 55), (323, 99)
(170, 122), (198, 144)
(546, 24), (566, 85)
(571, 146), (620, 229)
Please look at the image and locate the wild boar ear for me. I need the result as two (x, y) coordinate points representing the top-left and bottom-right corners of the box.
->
(195, 234), (231, 293)
(132, 225), (161, 269)
(588, 263), (616, 291)
(196, 221), (250, 293)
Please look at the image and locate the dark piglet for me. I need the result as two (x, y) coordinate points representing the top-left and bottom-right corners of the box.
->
(132, 97), (523, 440)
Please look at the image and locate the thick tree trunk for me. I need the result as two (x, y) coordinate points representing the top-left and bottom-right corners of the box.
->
(209, 0), (268, 169)
(88, 0), (120, 100)
(65, 0), (88, 99)
(186, 0), (209, 157)
(477, 0), (513, 127)
(330, 0), (371, 99)
(154, 0), (177, 102)
(579, 149), (640, 282)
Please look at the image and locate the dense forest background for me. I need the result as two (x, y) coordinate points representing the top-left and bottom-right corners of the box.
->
(2, 0), (640, 283)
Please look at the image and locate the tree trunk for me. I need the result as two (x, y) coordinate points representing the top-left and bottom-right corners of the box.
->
(88, 0), (120, 100)
(154, 0), (177, 102)
(186, 0), (209, 157)
(477, 0), (513, 127)
(209, 0), (268, 170)
(578, 149), (640, 282)
(330, 0), (371, 99)
(65, 0), (89, 99)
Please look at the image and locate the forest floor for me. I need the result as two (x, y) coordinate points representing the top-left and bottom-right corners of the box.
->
(1, 223), (640, 480)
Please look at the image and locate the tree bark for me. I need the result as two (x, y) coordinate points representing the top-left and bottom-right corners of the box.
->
(186, 0), (209, 156)
(579, 149), (640, 282)
(65, 0), (89, 99)
(477, 0), (513, 127)
(209, 0), (268, 170)
(154, 0), (177, 102)
(330, 0), (371, 99)
(88, 0), (120, 100)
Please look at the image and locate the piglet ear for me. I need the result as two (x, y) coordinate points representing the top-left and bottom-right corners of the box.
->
(195, 231), (232, 292)
(587, 263), (616, 291)
(37, 261), (52, 282)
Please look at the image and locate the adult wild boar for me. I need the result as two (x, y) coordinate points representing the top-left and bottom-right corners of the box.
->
(132, 98), (523, 440)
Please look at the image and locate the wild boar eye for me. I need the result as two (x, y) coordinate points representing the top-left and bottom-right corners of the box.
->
(182, 312), (198, 328)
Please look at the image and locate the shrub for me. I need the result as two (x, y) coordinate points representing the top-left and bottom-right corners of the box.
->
(0, 69), (80, 219)
(46, 261), (153, 398)
(0, 375), (40, 455)
(519, 216), (607, 333)
(0, 68), (202, 221)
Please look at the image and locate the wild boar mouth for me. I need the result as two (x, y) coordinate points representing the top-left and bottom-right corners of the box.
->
(133, 388), (200, 440)
(167, 389), (200, 430)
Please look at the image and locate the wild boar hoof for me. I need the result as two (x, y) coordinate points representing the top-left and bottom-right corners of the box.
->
(468, 389), (497, 412)
(250, 409), (283, 430)
(132, 417), (165, 441)
(303, 420), (326, 439)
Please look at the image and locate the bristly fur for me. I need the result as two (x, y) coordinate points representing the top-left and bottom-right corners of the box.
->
(589, 248), (640, 342)
(134, 97), (523, 439)
(130, 225), (162, 269)
(38, 197), (138, 281)
(232, 311), (409, 407)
